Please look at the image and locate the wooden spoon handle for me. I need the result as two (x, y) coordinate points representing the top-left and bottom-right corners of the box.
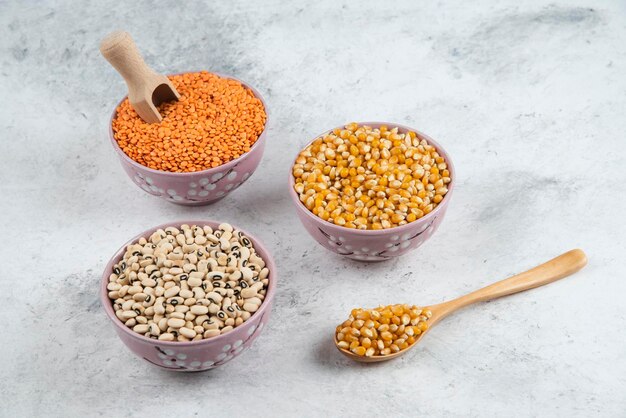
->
(431, 249), (587, 322)
(100, 31), (157, 89)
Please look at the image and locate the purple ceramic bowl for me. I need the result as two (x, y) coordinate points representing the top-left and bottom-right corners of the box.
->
(100, 220), (277, 372)
(108, 72), (268, 206)
(288, 122), (455, 262)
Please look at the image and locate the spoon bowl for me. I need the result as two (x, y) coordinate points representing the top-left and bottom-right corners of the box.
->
(334, 249), (588, 363)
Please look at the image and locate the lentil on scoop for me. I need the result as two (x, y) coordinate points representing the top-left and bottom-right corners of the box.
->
(112, 71), (266, 172)
(335, 304), (431, 357)
(292, 123), (451, 229)
(107, 223), (270, 342)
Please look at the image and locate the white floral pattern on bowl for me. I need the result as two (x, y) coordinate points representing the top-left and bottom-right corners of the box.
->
(314, 217), (438, 261)
(141, 316), (267, 371)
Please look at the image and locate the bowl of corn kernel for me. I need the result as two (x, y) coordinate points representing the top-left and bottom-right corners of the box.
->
(109, 71), (268, 206)
(289, 122), (455, 261)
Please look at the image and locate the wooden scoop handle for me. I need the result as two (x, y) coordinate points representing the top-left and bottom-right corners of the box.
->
(100, 31), (158, 88)
(430, 249), (588, 322)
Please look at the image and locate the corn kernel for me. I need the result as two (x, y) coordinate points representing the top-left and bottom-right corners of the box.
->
(336, 304), (431, 357)
(292, 123), (451, 230)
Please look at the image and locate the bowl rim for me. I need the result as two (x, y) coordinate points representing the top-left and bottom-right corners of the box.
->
(288, 121), (456, 236)
(100, 219), (277, 347)
(107, 71), (269, 177)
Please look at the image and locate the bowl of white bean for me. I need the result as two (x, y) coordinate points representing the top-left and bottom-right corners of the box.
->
(100, 220), (276, 372)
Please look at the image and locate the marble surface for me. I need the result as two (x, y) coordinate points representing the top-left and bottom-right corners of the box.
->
(1, 0), (625, 416)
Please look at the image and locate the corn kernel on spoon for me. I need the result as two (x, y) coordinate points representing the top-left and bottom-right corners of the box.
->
(334, 249), (587, 363)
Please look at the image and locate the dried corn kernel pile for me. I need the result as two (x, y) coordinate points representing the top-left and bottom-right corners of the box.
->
(335, 304), (431, 357)
(292, 123), (451, 229)
(112, 71), (266, 173)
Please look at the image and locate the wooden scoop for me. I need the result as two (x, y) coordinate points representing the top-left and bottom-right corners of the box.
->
(335, 249), (588, 363)
(100, 31), (180, 123)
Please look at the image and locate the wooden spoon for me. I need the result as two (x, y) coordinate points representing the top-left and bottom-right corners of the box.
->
(100, 31), (180, 123)
(335, 249), (588, 363)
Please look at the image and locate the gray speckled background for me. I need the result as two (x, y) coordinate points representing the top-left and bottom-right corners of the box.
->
(1, 0), (625, 416)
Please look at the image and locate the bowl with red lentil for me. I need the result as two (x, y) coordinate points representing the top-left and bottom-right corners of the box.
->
(289, 122), (455, 261)
(109, 71), (268, 205)
(100, 220), (277, 372)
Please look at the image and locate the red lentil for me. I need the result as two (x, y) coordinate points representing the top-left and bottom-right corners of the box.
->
(112, 71), (266, 172)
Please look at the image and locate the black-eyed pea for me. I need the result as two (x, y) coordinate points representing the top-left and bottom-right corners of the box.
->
(142, 294), (155, 307)
(182, 243), (196, 254)
(118, 285), (129, 297)
(122, 300), (134, 311)
(220, 326), (233, 334)
(203, 319), (219, 330)
(259, 268), (269, 280)
(144, 306), (155, 317)
(141, 278), (157, 288)
(164, 285), (180, 298)
(133, 293), (148, 302)
(225, 306), (237, 319)
(204, 329), (220, 338)
(169, 311), (185, 320)
(175, 234), (186, 246)
(158, 317), (168, 331)
(190, 305), (209, 315)
(201, 280), (213, 293)
(240, 287), (257, 298)
(125, 318), (136, 327)
(243, 303), (258, 313)
(240, 267), (253, 281)
(193, 325), (204, 334)
(154, 298), (165, 315)
(165, 226), (180, 236)
(206, 292), (223, 304)
(208, 303), (220, 314)
(149, 323), (160, 336)
(136, 316), (148, 324)
(133, 324), (149, 334)
(225, 317), (235, 326)
(217, 255), (228, 266)
(167, 318), (185, 328)
(195, 315), (209, 325)
(179, 289), (193, 299)
(165, 305), (175, 314)
(107, 282), (121, 291)
(245, 297), (263, 306)
(115, 309), (125, 320)
(183, 263), (196, 273)
(179, 327), (196, 339)
(235, 317), (243, 326)
(183, 297), (197, 306)
(216, 310), (227, 321)
(174, 305), (189, 313)
(108, 290), (120, 299)
(155, 286), (165, 297)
